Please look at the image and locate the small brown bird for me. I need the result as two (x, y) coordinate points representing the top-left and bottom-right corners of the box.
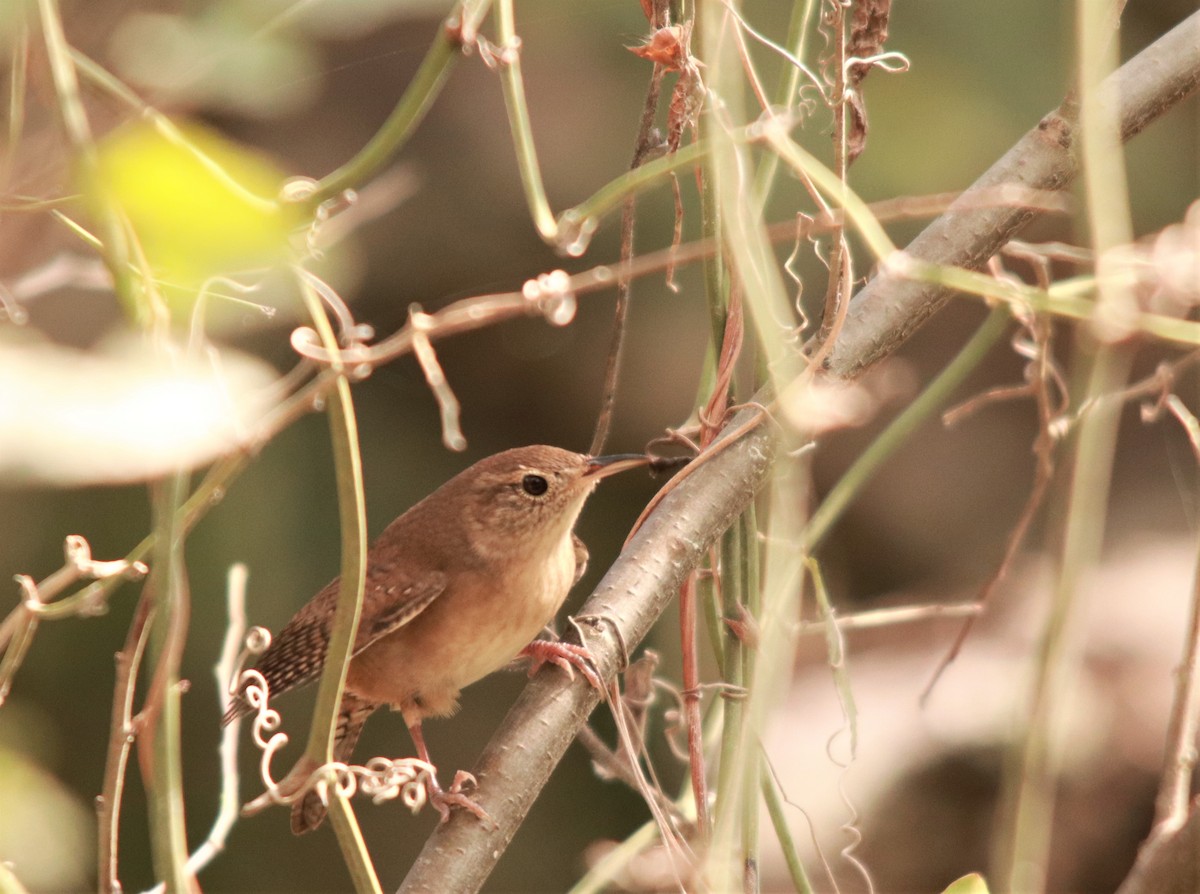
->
(224, 445), (648, 833)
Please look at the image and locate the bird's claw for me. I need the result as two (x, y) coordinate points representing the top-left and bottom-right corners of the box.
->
(427, 768), (493, 826)
(521, 639), (603, 690)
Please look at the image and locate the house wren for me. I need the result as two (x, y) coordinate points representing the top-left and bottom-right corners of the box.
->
(223, 444), (649, 834)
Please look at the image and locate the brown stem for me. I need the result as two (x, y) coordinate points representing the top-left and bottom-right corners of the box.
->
(98, 585), (155, 894)
(589, 64), (667, 456)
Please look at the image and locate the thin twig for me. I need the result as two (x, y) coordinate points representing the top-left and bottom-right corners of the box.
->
(410, 314), (467, 452)
(143, 565), (250, 893)
(589, 0), (670, 456)
(98, 586), (155, 894)
(290, 188), (1072, 373)
(922, 289), (1060, 703)
(296, 276), (381, 894)
(1152, 398), (1200, 830)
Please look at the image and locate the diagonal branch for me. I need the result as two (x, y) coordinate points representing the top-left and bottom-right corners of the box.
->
(825, 9), (1200, 381)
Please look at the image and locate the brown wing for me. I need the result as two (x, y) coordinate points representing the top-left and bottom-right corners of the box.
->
(222, 565), (446, 724)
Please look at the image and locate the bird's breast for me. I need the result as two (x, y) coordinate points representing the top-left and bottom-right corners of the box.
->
(348, 531), (582, 712)
(447, 530), (579, 686)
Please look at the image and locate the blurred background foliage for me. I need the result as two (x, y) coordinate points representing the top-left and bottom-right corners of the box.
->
(1, 0), (1198, 891)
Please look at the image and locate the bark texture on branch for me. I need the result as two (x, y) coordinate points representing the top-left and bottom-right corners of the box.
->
(825, 10), (1200, 380)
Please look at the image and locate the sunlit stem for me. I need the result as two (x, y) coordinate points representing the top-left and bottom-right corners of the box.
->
(997, 4), (1136, 891)
(296, 278), (380, 894)
(302, 0), (492, 211)
(494, 0), (557, 242)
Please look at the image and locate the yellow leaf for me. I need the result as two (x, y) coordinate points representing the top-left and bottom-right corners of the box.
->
(941, 872), (991, 894)
(85, 121), (300, 315)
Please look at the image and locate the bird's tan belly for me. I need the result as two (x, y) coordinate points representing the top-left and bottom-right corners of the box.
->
(346, 542), (577, 716)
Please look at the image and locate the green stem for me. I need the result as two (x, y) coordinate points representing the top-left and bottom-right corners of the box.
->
(147, 473), (193, 893)
(752, 0), (819, 207)
(805, 305), (1011, 551)
(559, 138), (709, 248)
(303, 0), (492, 210)
(699, 550), (726, 685)
(298, 281), (379, 894)
(761, 766), (814, 894)
(998, 4), (1136, 888)
(494, 0), (556, 241)
(998, 347), (1133, 894)
(36, 0), (137, 314)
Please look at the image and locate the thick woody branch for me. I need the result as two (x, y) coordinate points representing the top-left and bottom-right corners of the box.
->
(1117, 805), (1200, 894)
(398, 411), (774, 894)
(825, 9), (1200, 380)
(397, 12), (1200, 893)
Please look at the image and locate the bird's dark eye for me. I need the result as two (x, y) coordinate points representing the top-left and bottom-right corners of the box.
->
(522, 474), (549, 496)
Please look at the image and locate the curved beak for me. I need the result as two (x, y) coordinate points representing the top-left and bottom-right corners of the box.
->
(583, 453), (650, 480)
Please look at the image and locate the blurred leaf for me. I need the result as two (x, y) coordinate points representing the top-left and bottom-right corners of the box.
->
(0, 333), (279, 486)
(278, 0), (454, 38)
(109, 13), (317, 118)
(84, 121), (300, 315)
(0, 747), (92, 892)
(941, 872), (991, 894)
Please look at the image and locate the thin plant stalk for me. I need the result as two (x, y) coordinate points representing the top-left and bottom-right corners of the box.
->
(144, 473), (194, 893)
(297, 279), (380, 894)
(739, 509), (764, 893)
(151, 564), (250, 890)
(588, 27), (667, 456)
(559, 136), (712, 252)
(713, 524), (746, 853)
(997, 348), (1134, 894)
(761, 766), (815, 894)
(98, 588), (154, 894)
(679, 572), (711, 837)
(493, 0), (556, 242)
(752, 0), (820, 206)
(35, 0), (136, 311)
(804, 304), (1011, 551)
(699, 5), (805, 886)
(303, 0), (492, 210)
(997, 4), (1136, 889)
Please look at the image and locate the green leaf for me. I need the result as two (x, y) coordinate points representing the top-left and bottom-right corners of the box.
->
(941, 872), (991, 894)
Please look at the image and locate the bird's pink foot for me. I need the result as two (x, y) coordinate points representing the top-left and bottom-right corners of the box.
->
(425, 768), (492, 825)
(520, 639), (603, 689)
